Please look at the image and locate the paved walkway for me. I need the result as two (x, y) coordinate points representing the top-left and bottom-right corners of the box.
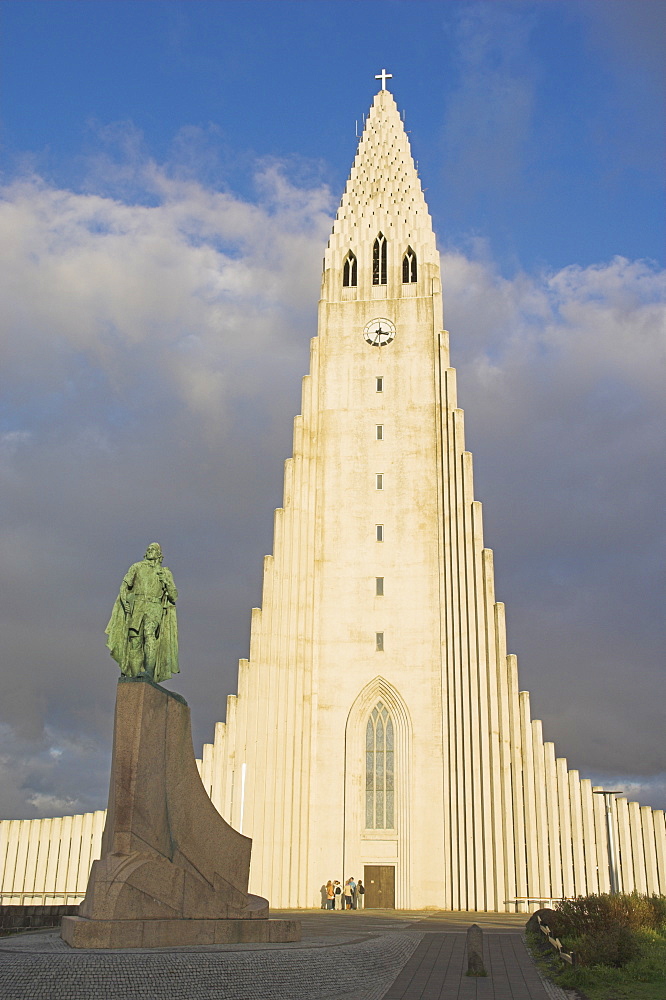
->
(381, 931), (552, 999)
(0, 910), (570, 1000)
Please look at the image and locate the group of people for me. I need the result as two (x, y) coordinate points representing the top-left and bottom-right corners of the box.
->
(323, 877), (365, 909)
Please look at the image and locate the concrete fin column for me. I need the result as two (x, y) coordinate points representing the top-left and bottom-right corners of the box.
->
(61, 677), (299, 948)
(654, 811), (666, 893)
(568, 771), (586, 896)
(580, 779), (598, 893)
(530, 719), (549, 899)
(518, 692), (538, 899)
(616, 797), (634, 892)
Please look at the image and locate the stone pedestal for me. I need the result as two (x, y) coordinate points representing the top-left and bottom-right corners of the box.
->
(62, 677), (299, 948)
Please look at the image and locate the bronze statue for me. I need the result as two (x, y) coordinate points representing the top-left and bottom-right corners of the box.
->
(105, 543), (179, 682)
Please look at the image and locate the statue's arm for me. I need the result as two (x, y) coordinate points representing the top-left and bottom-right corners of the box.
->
(119, 564), (138, 612)
(162, 567), (178, 605)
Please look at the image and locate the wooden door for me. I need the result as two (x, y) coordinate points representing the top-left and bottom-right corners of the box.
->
(363, 865), (395, 908)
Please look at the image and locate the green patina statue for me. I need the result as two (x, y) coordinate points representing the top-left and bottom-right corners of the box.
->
(105, 542), (179, 683)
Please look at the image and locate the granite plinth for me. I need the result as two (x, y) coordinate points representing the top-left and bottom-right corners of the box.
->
(61, 915), (301, 949)
(64, 677), (299, 948)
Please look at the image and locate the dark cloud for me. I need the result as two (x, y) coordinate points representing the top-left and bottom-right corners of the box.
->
(442, 250), (666, 804)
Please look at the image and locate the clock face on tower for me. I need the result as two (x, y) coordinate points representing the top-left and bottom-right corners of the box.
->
(363, 318), (396, 347)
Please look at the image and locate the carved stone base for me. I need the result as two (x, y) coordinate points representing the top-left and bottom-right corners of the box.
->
(62, 677), (300, 948)
(61, 915), (301, 949)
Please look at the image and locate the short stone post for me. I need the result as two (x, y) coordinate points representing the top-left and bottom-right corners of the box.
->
(466, 923), (487, 977)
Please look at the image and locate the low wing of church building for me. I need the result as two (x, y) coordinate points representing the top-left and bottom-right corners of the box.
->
(1, 84), (664, 911)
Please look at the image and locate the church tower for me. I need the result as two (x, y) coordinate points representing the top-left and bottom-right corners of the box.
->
(198, 80), (666, 910)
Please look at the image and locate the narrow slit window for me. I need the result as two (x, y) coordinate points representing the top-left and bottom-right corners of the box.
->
(376, 377), (383, 392)
(376, 524), (384, 542)
(376, 577), (384, 596)
(376, 424), (383, 440)
(372, 233), (387, 285)
(375, 632), (384, 652)
(343, 251), (357, 287)
(376, 474), (383, 490)
(402, 246), (418, 283)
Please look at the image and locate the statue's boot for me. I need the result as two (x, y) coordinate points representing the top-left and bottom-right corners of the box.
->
(144, 629), (158, 679)
(127, 635), (144, 678)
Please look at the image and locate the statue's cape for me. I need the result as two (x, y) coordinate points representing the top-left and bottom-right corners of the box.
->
(154, 600), (179, 683)
(105, 594), (179, 682)
(105, 597), (130, 672)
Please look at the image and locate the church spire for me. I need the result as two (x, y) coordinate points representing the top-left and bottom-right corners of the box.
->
(323, 84), (439, 299)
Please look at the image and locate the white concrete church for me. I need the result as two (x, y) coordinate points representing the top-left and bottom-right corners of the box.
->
(1, 78), (665, 911)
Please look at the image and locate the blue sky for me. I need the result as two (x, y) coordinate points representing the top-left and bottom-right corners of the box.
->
(0, 0), (664, 820)
(3, 0), (663, 272)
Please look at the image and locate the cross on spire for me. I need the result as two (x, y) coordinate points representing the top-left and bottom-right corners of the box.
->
(375, 68), (392, 91)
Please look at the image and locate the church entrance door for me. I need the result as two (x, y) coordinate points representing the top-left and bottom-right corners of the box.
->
(363, 865), (395, 908)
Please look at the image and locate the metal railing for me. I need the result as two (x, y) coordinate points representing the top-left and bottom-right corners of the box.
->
(536, 913), (576, 966)
(504, 896), (574, 909)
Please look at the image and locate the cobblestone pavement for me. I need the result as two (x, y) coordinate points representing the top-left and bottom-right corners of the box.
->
(0, 910), (573, 1000)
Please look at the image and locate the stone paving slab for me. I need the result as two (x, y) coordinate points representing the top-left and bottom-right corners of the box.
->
(410, 912), (529, 934)
(379, 932), (552, 999)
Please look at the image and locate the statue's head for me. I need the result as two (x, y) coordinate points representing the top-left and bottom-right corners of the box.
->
(145, 542), (163, 564)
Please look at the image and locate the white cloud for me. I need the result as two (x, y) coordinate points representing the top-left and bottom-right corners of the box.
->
(0, 166), (333, 429)
(585, 774), (666, 809)
(0, 723), (109, 819)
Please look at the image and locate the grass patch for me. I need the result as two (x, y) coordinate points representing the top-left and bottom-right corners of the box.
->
(528, 893), (666, 1000)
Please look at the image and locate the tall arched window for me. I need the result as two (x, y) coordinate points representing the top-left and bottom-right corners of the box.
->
(365, 701), (394, 828)
(372, 233), (387, 285)
(402, 247), (417, 283)
(343, 251), (357, 287)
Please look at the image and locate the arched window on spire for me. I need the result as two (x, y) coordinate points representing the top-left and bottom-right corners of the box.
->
(343, 251), (357, 287)
(373, 233), (387, 286)
(402, 247), (417, 283)
(365, 701), (394, 828)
